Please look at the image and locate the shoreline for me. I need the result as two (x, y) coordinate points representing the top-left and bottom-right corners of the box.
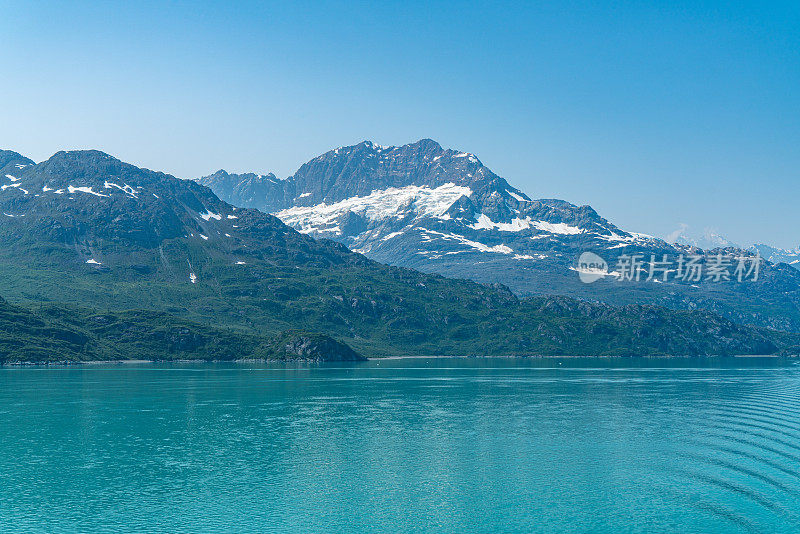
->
(1, 353), (792, 367)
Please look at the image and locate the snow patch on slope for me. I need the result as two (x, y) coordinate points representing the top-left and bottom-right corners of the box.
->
(507, 190), (528, 202)
(103, 182), (139, 198)
(199, 210), (222, 221)
(276, 183), (472, 235)
(420, 228), (513, 255)
(469, 213), (584, 235)
(68, 185), (108, 197)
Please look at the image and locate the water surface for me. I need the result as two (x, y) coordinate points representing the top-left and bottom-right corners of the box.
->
(1, 357), (799, 533)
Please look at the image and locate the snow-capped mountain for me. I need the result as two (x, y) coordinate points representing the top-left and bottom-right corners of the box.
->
(197, 139), (800, 331)
(750, 244), (800, 270)
(663, 226), (799, 272)
(199, 139), (664, 269)
(666, 224), (740, 251)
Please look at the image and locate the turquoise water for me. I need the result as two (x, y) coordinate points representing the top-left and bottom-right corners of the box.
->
(1, 358), (800, 533)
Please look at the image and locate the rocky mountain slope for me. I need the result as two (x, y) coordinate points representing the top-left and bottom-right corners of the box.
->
(0, 148), (792, 359)
(198, 140), (800, 331)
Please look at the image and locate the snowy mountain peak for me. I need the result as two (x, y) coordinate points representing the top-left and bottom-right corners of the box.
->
(196, 139), (653, 284)
(0, 149), (247, 250)
(666, 224), (739, 250)
(750, 243), (800, 267)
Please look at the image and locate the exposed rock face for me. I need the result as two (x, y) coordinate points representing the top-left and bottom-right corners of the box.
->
(199, 170), (289, 213)
(272, 332), (366, 361)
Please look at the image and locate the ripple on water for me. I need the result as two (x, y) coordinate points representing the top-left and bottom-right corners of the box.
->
(0, 359), (799, 533)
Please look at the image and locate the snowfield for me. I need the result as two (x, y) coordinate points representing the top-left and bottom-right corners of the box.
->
(276, 183), (472, 235)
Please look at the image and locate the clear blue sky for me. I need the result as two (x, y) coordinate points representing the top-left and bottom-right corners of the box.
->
(2, 1), (798, 248)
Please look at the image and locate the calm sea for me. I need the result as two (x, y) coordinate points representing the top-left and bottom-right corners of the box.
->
(1, 357), (799, 533)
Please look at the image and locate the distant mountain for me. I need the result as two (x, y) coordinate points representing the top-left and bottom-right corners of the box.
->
(0, 148), (791, 360)
(198, 139), (800, 332)
(750, 244), (800, 270)
(199, 169), (287, 212)
(666, 224), (740, 251)
(666, 227), (799, 272)
(197, 139), (662, 264)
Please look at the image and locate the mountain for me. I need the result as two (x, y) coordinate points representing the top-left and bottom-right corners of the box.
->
(751, 244), (800, 270)
(0, 148), (793, 359)
(666, 224), (740, 250)
(197, 140), (800, 332)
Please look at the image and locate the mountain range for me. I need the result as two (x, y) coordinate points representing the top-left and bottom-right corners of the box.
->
(666, 224), (740, 251)
(666, 227), (800, 268)
(198, 139), (800, 332)
(1, 147), (796, 361)
(751, 243), (800, 268)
